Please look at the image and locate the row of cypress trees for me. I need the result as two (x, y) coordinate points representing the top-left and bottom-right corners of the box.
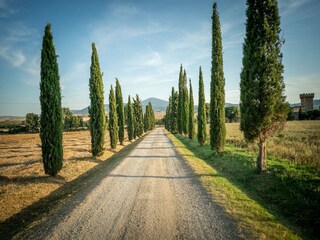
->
(40, 25), (155, 176)
(165, 0), (287, 173)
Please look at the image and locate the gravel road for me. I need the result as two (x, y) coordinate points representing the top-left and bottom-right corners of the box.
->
(23, 128), (241, 240)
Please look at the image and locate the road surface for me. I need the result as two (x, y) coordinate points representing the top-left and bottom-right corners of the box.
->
(23, 128), (241, 240)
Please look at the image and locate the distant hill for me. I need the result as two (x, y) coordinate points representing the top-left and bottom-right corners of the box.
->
(142, 98), (168, 112)
(71, 97), (240, 115)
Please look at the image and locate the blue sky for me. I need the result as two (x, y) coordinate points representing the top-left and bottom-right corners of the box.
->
(0, 0), (319, 116)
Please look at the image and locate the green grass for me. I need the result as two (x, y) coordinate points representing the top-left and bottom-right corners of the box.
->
(166, 130), (319, 240)
(225, 121), (320, 170)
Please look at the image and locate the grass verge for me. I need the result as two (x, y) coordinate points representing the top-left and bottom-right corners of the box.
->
(166, 130), (319, 240)
(0, 134), (146, 240)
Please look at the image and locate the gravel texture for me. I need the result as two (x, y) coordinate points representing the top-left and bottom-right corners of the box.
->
(22, 128), (241, 240)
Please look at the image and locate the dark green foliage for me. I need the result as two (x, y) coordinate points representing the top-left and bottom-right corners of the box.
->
(109, 85), (118, 149)
(182, 70), (189, 135)
(210, 2), (226, 153)
(63, 107), (83, 131)
(197, 67), (207, 145)
(40, 24), (63, 176)
(188, 79), (195, 140)
(115, 78), (125, 145)
(89, 43), (106, 156)
(240, 0), (287, 172)
(177, 64), (184, 134)
(25, 113), (39, 133)
(127, 95), (134, 141)
(170, 87), (179, 133)
(144, 104), (150, 132)
(133, 94), (144, 137)
(205, 103), (210, 124)
(225, 106), (240, 123)
(144, 102), (155, 131)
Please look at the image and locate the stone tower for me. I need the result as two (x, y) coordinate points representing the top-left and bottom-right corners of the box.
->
(300, 93), (314, 112)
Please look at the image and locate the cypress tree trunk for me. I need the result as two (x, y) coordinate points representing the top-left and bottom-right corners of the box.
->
(257, 138), (267, 172)
(210, 2), (226, 153)
(240, 0), (287, 173)
(188, 79), (195, 140)
(89, 43), (106, 156)
(109, 85), (118, 149)
(40, 24), (63, 176)
(197, 67), (207, 145)
(115, 79), (125, 145)
(127, 95), (134, 141)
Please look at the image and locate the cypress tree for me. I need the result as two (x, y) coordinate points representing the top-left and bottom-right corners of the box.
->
(182, 70), (189, 135)
(170, 87), (179, 134)
(89, 43), (106, 156)
(177, 64), (183, 134)
(109, 85), (118, 149)
(115, 78), (125, 145)
(240, 0), (288, 173)
(188, 79), (195, 140)
(166, 95), (172, 131)
(40, 24), (63, 176)
(144, 104), (150, 132)
(210, 2), (226, 153)
(197, 67), (207, 145)
(133, 95), (144, 137)
(127, 95), (134, 141)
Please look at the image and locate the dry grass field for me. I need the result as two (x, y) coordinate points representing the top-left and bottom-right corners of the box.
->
(225, 120), (320, 170)
(0, 130), (137, 223)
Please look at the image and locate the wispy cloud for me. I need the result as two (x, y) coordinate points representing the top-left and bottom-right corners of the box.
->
(112, 4), (138, 18)
(0, 22), (40, 84)
(0, 47), (25, 67)
(0, 0), (16, 17)
(279, 0), (315, 16)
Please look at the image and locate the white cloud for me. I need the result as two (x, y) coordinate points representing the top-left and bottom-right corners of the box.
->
(0, 23), (40, 85)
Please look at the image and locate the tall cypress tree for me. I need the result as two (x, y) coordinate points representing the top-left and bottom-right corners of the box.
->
(177, 64), (183, 134)
(240, 0), (287, 173)
(127, 95), (134, 141)
(115, 78), (125, 145)
(89, 43), (106, 156)
(170, 87), (179, 134)
(188, 79), (195, 140)
(133, 94), (144, 137)
(144, 104), (150, 132)
(182, 70), (189, 135)
(210, 2), (226, 153)
(197, 67), (207, 145)
(109, 85), (118, 149)
(40, 24), (63, 176)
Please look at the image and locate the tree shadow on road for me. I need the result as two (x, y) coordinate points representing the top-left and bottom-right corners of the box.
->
(0, 136), (145, 240)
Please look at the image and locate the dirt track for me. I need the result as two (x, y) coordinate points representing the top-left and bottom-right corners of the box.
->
(22, 128), (241, 239)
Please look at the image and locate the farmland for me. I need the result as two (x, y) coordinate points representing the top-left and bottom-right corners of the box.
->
(225, 121), (320, 170)
(0, 130), (139, 223)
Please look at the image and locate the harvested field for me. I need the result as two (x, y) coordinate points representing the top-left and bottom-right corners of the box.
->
(0, 131), (136, 223)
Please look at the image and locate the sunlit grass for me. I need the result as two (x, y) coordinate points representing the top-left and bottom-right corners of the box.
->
(167, 129), (319, 239)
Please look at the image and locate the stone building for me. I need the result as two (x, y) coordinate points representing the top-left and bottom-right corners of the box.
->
(300, 93), (314, 112)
